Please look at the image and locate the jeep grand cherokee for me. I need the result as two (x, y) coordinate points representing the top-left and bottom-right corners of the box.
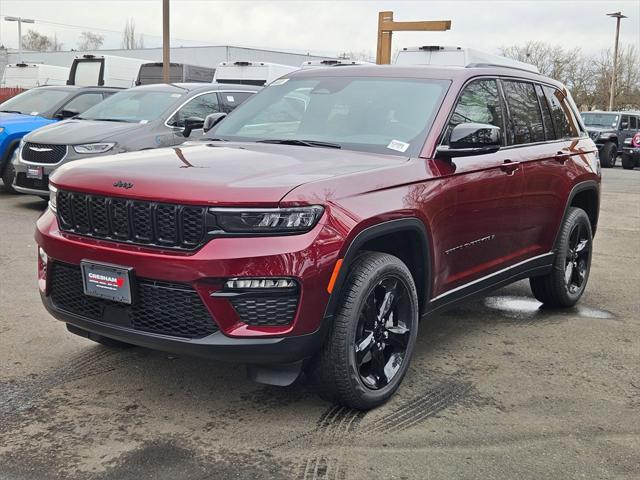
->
(36, 65), (600, 409)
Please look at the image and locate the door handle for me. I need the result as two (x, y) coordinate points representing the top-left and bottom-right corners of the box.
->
(554, 152), (570, 164)
(500, 159), (520, 175)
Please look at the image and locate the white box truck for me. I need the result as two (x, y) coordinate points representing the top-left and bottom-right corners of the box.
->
(394, 46), (539, 73)
(213, 61), (297, 86)
(1, 63), (70, 88)
(67, 54), (148, 88)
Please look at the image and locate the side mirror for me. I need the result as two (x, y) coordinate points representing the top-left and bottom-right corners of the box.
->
(182, 116), (205, 138)
(203, 112), (227, 133)
(55, 108), (79, 119)
(436, 122), (501, 159)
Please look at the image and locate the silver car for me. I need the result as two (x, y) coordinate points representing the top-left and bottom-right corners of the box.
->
(12, 82), (258, 196)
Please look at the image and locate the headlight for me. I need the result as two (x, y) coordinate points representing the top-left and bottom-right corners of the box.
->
(73, 143), (115, 154)
(49, 184), (58, 213)
(210, 206), (324, 234)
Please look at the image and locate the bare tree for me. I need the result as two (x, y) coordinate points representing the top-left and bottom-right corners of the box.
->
(501, 41), (639, 110)
(22, 30), (52, 52)
(77, 31), (104, 51)
(50, 33), (63, 52)
(122, 18), (144, 49)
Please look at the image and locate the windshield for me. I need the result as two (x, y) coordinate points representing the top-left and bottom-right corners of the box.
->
(78, 89), (182, 123)
(0, 88), (69, 116)
(213, 76), (450, 156)
(581, 113), (619, 129)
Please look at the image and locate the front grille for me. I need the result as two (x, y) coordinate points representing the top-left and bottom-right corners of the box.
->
(15, 172), (49, 192)
(57, 190), (207, 250)
(49, 262), (218, 339)
(230, 295), (299, 326)
(22, 143), (67, 164)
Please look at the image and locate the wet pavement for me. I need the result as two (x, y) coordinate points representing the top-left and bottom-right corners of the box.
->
(0, 168), (639, 479)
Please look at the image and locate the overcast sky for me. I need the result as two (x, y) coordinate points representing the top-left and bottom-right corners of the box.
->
(0, 0), (638, 58)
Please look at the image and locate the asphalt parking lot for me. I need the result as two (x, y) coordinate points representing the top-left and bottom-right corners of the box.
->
(0, 167), (638, 480)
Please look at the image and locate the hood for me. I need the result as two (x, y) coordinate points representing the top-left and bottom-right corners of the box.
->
(0, 112), (53, 131)
(25, 119), (147, 144)
(50, 142), (408, 206)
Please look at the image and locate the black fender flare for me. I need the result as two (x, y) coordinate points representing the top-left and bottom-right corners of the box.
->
(0, 139), (21, 175)
(553, 180), (600, 247)
(322, 218), (432, 321)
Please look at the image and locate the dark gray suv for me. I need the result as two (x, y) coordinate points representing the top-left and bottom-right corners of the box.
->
(581, 111), (640, 168)
(13, 83), (258, 196)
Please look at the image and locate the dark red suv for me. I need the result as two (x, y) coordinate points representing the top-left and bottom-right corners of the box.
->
(36, 65), (600, 409)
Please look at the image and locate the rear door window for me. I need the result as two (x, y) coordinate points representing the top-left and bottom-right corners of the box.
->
(534, 84), (555, 140)
(542, 86), (575, 139)
(502, 80), (545, 145)
(630, 116), (638, 130)
(447, 79), (505, 145)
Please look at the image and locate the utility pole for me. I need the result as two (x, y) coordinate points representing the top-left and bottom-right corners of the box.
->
(376, 11), (451, 65)
(607, 11), (626, 111)
(4, 16), (35, 63)
(162, 0), (170, 82)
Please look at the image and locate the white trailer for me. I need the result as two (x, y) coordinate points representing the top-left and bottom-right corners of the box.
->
(394, 46), (539, 73)
(67, 54), (148, 88)
(213, 61), (297, 86)
(1, 63), (70, 88)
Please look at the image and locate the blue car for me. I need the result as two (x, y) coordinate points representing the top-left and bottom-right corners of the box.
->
(0, 85), (119, 192)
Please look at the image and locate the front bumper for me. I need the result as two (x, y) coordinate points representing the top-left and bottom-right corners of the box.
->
(13, 152), (57, 195)
(622, 147), (640, 159)
(36, 208), (344, 357)
(42, 292), (327, 364)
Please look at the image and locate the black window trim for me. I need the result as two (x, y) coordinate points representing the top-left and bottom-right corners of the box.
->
(164, 89), (255, 130)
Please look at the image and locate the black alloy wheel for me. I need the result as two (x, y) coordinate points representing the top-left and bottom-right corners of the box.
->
(355, 276), (412, 390)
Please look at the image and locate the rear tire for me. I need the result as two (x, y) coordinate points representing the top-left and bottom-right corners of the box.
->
(600, 142), (617, 168)
(308, 252), (419, 410)
(529, 207), (592, 308)
(621, 154), (636, 170)
(1, 150), (17, 193)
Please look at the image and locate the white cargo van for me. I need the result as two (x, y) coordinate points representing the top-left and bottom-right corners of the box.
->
(300, 59), (372, 69)
(1, 63), (70, 88)
(394, 46), (539, 73)
(67, 54), (147, 88)
(213, 61), (297, 86)
(136, 62), (215, 85)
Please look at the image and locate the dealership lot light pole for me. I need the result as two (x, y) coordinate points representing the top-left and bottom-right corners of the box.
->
(4, 16), (35, 63)
(607, 11), (627, 111)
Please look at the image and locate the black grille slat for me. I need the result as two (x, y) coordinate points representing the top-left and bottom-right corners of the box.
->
(49, 263), (218, 339)
(230, 296), (299, 326)
(22, 143), (67, 164)
(56, 190), (205, 250)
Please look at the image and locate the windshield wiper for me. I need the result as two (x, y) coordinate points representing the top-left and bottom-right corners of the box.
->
(0, 109), (22, 114)
(256, 139), (341, 149)
(94, 118), (129, 123)
(200, 137), (228, 142)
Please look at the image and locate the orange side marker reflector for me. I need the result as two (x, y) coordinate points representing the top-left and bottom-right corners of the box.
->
(327, 259), (344, 294)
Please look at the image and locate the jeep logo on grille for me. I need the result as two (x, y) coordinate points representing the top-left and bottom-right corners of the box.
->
(113, 180), (134, 189)
(30, 146), (53, 152)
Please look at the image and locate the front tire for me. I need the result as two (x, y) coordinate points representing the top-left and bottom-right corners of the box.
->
(529, 207), (593, 307)
(309, 252), (419, 410)
(600, 142), (617, 168)
(1, 151), (18, 193)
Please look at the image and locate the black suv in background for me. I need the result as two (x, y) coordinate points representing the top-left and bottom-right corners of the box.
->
(581, 111), (640, 168)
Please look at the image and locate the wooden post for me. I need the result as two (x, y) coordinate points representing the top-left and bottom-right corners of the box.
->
(376, 11), (452, 65)
(162, 0), (170, 83)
